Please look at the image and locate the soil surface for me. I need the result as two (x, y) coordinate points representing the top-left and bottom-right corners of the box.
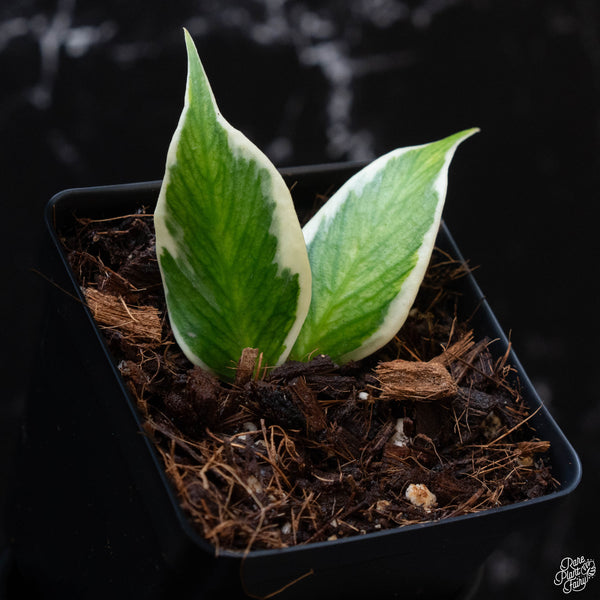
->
(62, 208), (556, 553)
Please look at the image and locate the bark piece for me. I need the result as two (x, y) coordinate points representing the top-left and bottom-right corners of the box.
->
(376, 359), (457, 401)
(83, 287), (162, 343)
(289, 377), (327, 432)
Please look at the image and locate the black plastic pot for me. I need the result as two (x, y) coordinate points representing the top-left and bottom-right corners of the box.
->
(8, 164), (581, 599)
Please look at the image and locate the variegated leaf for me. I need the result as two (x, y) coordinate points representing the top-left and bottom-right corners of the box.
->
(290, 129), (478, 363)
(154, 31), (311, 380)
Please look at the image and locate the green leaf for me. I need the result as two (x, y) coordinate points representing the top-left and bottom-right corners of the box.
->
(290, 129), (478, 364)
(154, 30), (311, 380)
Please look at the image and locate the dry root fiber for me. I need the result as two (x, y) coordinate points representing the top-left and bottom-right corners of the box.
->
(61, 210), (557, 553)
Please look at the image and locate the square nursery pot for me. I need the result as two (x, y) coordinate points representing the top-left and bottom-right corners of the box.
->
(8, 164), (581, 599)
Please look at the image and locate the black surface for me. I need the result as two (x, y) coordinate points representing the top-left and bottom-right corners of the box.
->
(2, 1), (599, 598)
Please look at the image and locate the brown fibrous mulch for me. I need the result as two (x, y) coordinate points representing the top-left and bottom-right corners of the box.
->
(61, 208), (557, 554)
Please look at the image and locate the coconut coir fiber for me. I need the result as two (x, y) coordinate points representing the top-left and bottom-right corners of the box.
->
(62, 208), (556, 553)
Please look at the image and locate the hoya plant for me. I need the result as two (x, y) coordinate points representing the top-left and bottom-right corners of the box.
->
(155, 30), (477, 381)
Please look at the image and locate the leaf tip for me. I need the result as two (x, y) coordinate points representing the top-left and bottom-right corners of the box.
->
(448, 126), (479, 145)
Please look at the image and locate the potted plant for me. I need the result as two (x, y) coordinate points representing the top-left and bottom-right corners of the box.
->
(8, 31), (580, 600)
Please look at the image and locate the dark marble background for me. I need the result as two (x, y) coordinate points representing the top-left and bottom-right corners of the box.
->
(1, 0), (599, 598)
